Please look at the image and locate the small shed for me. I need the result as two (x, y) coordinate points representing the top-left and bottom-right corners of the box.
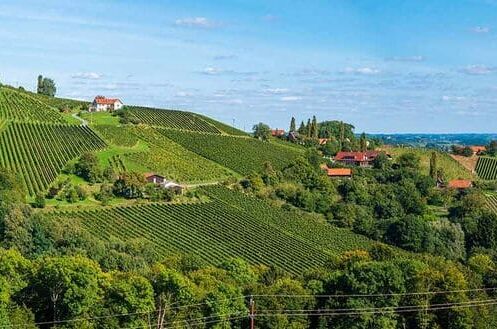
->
(447, 179), (473, 190)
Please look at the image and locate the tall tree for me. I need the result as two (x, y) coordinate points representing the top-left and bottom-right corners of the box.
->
(310, 116), (318, 138)
(252, 122), (271, 141)
(289, 117), (296, 132)
(306, 118), (311, 138)
(360, 132), (367, 151)
(298, 121), (306, 135)
(36, 75), (56, 97)
(429, 152), (438, 180)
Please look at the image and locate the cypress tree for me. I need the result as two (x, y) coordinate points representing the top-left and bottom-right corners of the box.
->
(311, 116), (318, 138)
(298, 121), (306, 134)
(290, 117), (296, 132)
(37, 75), (43, 94)
(306, 118), (311, 137)
(360, 132), (367, 151)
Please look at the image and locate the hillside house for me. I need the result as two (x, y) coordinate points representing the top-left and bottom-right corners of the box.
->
(144, 173), (184, 194)
(470, 146), (486, 156)
(327, 168), (352, 179)
(335, 151), (388, 167)
(271, 129), (285, 137)
(447, 179), (473, 190)
(89, 96), (123, 112)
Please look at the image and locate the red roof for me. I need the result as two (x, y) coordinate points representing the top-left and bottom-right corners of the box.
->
(335, 151), (380, 162)
(327, 168), (352, 177)
(448, 179), (473, 189)
(318, 138), (329, 145)
(144, 172), (163, 179)
(94, 96), (122, 105)
(271, 129), (285, 136)
(470, 146), (486, 154)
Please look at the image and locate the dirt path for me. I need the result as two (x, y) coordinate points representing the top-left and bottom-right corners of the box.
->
(72, 112), (88, 126)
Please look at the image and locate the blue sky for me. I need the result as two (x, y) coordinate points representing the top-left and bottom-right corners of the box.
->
(1, 0), (497, 133)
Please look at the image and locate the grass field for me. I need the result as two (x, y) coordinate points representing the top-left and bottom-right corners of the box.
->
(50, 186), (374, 274)
(387, 147), (473, 180)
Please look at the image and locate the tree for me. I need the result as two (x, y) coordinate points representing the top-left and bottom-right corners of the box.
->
(429, 152), (437, 180)
(373, 152), (390, 170)
(74, 152), (102, 183)
(462, 146), (474, 157)
(33, 193), (45, 209)
(36, 75), (56, 97)
(310, 116), (318, 138)
(488, 140), (497, 156)
(298, 121), (306, 135)
(306, 118), (311, 137)
(289, 117), (296, 132)
(360, 132), (367, 152)
(396, 152), (421, 170)
(252, 122), (271, 141)
(113, 172), (146, 199)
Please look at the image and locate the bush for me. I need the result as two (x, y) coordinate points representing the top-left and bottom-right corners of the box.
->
(33, 193), (46, 208)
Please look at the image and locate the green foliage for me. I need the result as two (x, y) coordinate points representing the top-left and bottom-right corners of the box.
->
(113, 171), (146, 199)
(160, 129), (302, 175)
(75, 152), (103, 183)
(93, 124), (139, 147)
(33, 192), (45, 208)
(36, 75), (56, 97)
(0, 122), (106, 195)
(253, 122), (271, 141)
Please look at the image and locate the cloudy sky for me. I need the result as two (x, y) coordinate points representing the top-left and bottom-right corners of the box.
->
(1, 0), (497, 133)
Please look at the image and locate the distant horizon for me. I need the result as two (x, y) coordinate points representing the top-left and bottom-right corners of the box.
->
(2, 0), (497, 132)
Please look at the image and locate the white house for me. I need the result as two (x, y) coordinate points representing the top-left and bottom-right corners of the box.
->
(89, 96), (124, 112)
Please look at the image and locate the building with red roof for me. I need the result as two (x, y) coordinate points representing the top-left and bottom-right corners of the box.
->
(447, 179), (473, 190)
(470, 146), (486, 156)
(335, 151), (386, 167)
(271, 129), (285, 137)
(327, 168), (352, 178)
(89, 96), (124, 112)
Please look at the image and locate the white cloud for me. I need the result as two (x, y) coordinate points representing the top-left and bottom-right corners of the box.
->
(175, 91), (194, 97)
(342, 67), (380, 75)
(280, 96), (302, 102)
(265, 88), (289, 94)
(471, 26), (490, 33)
(175, 17), (221, 29)
(386, 56), (425, 62)
(71, 72), (103, 80)
(202, 66), (223, 75)
(462, 65), (495, 75)
(213, 54), (237, 61)
(442, 95), (466, 102)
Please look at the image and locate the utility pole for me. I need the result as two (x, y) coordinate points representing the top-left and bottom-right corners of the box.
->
(249, 296), (255, 329)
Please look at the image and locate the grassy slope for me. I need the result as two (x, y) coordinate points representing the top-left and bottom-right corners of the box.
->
(387, 147), (473, 180)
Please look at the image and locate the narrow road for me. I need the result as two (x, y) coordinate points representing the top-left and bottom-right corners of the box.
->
(72, 112), (88, 126)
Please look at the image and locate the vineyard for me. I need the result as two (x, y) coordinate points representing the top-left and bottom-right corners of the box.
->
(128, 107), (221, 133)
(0, 122), (106, 194)
(476, 157), (497, 180)
(93, 125), (140, 147)
(202, 186), (374, 254)
(0, 87), (66, 123)
(51, 187), (374, 273)
(487, 195), (497, 214)
(159, 129), (302, 175)
(196, 114), (248, 136)
(125, 127), (235, 183)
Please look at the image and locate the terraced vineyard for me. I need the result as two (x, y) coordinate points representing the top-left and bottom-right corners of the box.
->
(51, 187), (374, 273)
(0, 87), (65, 123)
(476, 157), (497, 180)
(0, 122), (106, 194)
(486, 195), (497, 214)
(126, 127), (235, 183)
(128, 107), (221, 133)
(160, 129), (302, 174)
(196, 114), (248, 136)
(203, 186), (374, 254)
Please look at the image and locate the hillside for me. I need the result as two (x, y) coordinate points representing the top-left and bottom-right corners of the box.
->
(476, 157), (497, 180)
(387, 147), (473, 180)
(50, 186), (375, 274)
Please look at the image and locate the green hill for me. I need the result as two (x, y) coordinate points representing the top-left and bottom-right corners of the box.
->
(159, 129), (303, 175)
(0, 121), (106, 195)
(50, 186), (374, 274)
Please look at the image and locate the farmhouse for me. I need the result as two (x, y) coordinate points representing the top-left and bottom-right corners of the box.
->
(447, 179), (473, 190)
(335, 151), (387, 167)
(271, 129), (285, 137)
(89, 96), (123, 112)
(327, 168), (352, 179)
(470, 146), (486, 156)
(144, 173), (184, 194)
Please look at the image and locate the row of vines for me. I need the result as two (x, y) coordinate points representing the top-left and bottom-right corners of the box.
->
(476, 157), (497, 180)
(158, 128), (302, 175)
(51, 198), (331, 274)
(0, 122), (106, 195)
(0, 87), (65, 123)
(128, 107), (221, 133)
(487, 195), (497, 214)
